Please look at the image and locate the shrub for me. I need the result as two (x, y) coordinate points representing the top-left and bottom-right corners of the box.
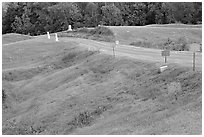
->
(129, 41), (143, 47)
(175, 37), (189, 51)
(129, 40), (152, 48)
(2, 89), (6, 103)
(73, 22), (84, 29)
(200, 45), (202, 52)
(67, 105), (110, 130)
(170, 44), (189, 51)
(90, 26), (114, 36)
(77, 28), (91, 33)
(58, 26), (115, 42)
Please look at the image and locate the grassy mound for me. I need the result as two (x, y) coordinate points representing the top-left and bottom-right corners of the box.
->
(3, 33), (33, 45)
(58, 26), (115, 42)
(109, 25), (202, 51)
(146, 24), (202, 28)
(2, 38), (202, 135)
(129, 36), (193, 51)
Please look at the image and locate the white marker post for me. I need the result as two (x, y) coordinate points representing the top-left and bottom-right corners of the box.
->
(55, 33), (59, 42)
(115, 40), (119, 47)
(68, 25), (72, 31)
(159, 65), (168, 73)
(47, 32), (50, 39)
(112, 41), (119, 58)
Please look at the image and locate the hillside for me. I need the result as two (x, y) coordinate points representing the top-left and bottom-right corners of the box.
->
(108, 25), (202, 50)
(146, 24), (202, 28)
(2, 35), (202, 135)
(2, 33), (33, 45)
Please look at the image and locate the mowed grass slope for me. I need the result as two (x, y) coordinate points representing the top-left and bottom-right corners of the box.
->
(146, 24), (202, 28)
(2, 35), (202, 135)
(108, 25), (202, 49)
(2, 33), (34, 45)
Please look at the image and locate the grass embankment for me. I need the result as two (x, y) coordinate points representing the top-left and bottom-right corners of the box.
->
(146, 24), (202, 28)
(2, 37), (201, 135)
(109, 25), (202, 51)
(58, 26), (115, 42)
(2, 33), (33, 45)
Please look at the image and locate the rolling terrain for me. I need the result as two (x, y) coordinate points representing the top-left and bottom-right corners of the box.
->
(108, 25), (202, 48)
(61, 37), (202, 70)
(2, 32), (202, 135)
(2, 33), (34, 45)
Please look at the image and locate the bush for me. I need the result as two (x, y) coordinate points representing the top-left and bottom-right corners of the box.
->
(129, 37), (191, 51)
(200, 45), (202, 52)
(75, 26), (114, 36)
(73, 22), (85, 29)
(129, 40), (152, 48)
(2, 89), (6, 103)
(170, 44), (189, 51)
(77, 28), (91, 33)
(58, 26), (115, 42)
(90, 26), (114, 36)
(129, 41), (143, 47)
(67, 105), (110, 130)
(168, 37), (189, 51)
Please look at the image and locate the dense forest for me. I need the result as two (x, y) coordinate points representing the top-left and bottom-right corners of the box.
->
(2, 2), (202, 36)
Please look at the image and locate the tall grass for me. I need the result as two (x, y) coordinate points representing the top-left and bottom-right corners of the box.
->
(58, 26), (115, 42)
(130, 36), (193, 51)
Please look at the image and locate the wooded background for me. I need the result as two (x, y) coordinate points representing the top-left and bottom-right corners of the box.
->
(2, 2), (202, 36)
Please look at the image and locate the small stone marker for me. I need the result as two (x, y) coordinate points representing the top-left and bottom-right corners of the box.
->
(55, 33), (59, 41)
(161, 50), (170, 63)
(47, 32), (50, 39)
(159, 65), (168, 73)
(112, 41), (119, 58)
(68, 25), (72, 31)
(115, 40), (119, 46)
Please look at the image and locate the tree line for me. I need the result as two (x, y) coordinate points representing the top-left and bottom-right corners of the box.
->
(2, 2), (202, 36)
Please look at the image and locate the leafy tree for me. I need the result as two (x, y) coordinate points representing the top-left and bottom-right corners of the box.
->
(84, 2), (99, 27)
(11, 14), (33, 34)
(11, 16), (22, 33)
(2, 2), (25, 34)
(145, 3), (156, 24)
(128, 3), (147, 26)
(170, 2), (196, 24)
(193, 2), (202, 24)
(75, 2), (88, 17)
(2, 2), (202, 35)
(101, 4), (123, 26)
(35, 2), (56, 34)
(11, 2), (39, 35)
(155, 2), (175, 24)
(114, 2), (133, 25)
(46, 2), (82, 32)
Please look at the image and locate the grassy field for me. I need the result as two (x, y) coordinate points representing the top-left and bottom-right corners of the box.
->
(2, 34), (202, 135)
(58, 26), (115, 43)
(56, 25), (202, 51)
(108, 25), (202, 50)
(146, 24), (202, 28)
(2, 33), (34, 45)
